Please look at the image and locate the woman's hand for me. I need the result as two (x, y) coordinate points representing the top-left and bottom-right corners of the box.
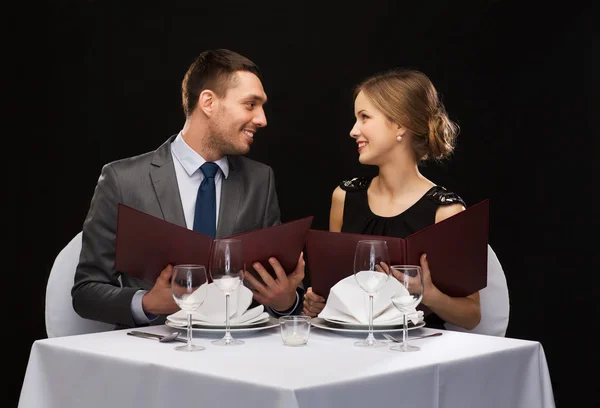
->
(302, 287), (326, 317)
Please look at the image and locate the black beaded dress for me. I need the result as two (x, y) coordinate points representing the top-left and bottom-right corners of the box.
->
(339, 177), (466, 329)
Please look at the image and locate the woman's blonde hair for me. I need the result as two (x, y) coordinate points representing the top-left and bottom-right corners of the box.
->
(354, 68), (459, 161)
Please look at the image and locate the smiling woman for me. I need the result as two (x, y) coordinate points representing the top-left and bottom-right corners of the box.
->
(303, 69), (482, 332)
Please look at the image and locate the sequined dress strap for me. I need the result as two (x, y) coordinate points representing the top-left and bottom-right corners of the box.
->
(424, 186), (466, 207)
(339, 176), (370, 191)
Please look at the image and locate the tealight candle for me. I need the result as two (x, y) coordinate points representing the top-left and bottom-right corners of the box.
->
(279, 316), (311, 346)
(283, 332), (307, 346)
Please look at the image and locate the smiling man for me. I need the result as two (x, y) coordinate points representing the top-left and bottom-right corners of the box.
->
(73, 49), (304, 328)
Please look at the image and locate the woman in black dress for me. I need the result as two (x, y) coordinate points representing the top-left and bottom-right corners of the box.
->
(303, 69), (481, 330)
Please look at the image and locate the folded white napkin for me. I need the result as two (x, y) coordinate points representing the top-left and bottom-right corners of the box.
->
(318, 275), (424, 325)
(166, 282), (267, 326)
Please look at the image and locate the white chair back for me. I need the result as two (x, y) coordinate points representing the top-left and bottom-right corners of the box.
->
(45, 231), (114, 337)
(444, 245), (510, 336)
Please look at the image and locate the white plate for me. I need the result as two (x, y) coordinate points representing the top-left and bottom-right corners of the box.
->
(166, 317), (270, 329)
(323, 317), (415, 328)
(170, 316), (270, 329)
(312, 317), (426, 333)
(166, 316), (279, 333)
(166, 312), (270, 329)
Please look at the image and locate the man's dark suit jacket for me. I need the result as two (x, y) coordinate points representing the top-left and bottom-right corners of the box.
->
(72, 135), (302, 328)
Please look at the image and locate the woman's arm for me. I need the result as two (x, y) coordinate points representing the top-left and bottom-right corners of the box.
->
(421, 202), (481, 330)
(329, 186), (346, 232)
(420, 253), (481, 329)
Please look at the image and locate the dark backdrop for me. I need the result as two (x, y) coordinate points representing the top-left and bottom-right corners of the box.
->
(7, 0), (597, 406)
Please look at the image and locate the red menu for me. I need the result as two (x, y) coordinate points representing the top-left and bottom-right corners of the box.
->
(115, 203), (313, 284)
(306, 200), (489, 298)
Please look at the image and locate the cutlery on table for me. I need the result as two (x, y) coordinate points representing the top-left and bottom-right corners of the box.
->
(382, 332), (443, 343)
(127, 330), (187, 343)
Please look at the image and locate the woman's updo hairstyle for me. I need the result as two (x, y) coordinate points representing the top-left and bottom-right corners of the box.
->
(354, 68), (459, 161)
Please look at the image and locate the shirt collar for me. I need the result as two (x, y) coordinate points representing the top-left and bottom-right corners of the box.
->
(171, 131), (229, 178)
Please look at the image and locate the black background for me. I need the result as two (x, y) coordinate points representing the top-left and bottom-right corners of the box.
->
(6, 0), (597, 406)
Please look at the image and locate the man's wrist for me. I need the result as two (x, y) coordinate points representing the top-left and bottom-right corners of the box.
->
(272, 292), (297, 312)
(271, 291), (300, 315)
(132, 290), (157, 324)
(141, 292), (156, 315)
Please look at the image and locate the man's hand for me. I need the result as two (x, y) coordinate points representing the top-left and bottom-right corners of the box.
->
(302, 287), (326, 317)
(141, 264), (180, 315)
(245, 252), (305, 312)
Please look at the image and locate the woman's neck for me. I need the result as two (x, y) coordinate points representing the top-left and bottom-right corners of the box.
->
(373, 162), (431, 199)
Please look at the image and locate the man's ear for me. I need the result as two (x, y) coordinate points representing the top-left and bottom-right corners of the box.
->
(198, 90), (216, 116)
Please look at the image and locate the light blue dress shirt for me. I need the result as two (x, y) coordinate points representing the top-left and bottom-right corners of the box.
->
(131, 132), (298, 324)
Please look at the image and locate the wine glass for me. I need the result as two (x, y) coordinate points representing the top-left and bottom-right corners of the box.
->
(210, 238), (245, 346)
(353, 239), (390, 347)
(390, 265), (424, 352)
(171, 264), (208, 352)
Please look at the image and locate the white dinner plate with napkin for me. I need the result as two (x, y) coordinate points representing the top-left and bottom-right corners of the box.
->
(318, 275), (424, 327)
(166, 283), (269, 327)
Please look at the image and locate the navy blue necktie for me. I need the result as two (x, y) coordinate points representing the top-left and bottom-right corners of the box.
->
(193, 162), (220, 237)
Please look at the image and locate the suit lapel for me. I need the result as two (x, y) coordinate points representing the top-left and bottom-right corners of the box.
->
(216, 156), (241, 238)
(150, 136), (186, 227)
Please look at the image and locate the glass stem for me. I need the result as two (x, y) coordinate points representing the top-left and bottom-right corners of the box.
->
(367, 294), (375, 342)
(187, 312), (193, 347)
(402, 313), (408, 349)
(224, 293), (232, 341)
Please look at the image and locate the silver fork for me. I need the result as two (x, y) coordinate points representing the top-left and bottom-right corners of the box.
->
(383, 332), (443, 342)
(127, 331), (187, 343)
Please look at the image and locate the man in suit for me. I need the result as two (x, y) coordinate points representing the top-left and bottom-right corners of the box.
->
(72, 49), (304, 328)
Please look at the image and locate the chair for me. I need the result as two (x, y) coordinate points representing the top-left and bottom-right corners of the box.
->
(45, 231), (114, 337)
(444, 245), (510, 336)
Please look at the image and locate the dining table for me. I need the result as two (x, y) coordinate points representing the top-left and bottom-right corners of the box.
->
(18, 320), (555, 408)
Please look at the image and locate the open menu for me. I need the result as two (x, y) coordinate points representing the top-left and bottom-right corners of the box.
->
(114, 203), (314, 284)
(306, 199), (489, 298)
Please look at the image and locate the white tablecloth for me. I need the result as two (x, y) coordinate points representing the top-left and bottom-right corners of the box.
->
(18, 325), (555, 408)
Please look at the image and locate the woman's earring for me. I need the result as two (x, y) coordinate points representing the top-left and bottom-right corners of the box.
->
(396, 136), (403, 142)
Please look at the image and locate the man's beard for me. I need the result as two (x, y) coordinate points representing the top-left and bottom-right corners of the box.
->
(207, 121), (250, 157)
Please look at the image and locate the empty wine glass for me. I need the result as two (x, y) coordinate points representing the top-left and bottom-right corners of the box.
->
(390, 265), (424, 352)
(353, 239), (390, 347)
(210, 238), (244, 346)
(171, 264), (208, 351)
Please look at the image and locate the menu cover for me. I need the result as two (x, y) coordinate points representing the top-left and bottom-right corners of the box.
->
(114, 203), (314, 284)
(306, 199), (489, 298)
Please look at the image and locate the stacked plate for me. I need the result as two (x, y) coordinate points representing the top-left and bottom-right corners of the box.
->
(165, 305), (278, 332)
(312, 316), (426, 333)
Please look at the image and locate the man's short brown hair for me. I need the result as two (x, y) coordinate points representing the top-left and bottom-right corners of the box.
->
(181, 49), (262, 116)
